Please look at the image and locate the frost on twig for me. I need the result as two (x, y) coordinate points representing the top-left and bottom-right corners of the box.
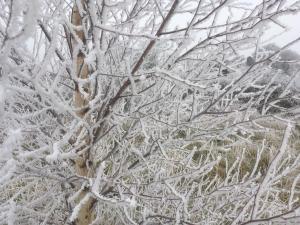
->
(0, 0), (300, 224)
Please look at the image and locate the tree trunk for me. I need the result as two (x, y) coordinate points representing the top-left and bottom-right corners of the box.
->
(71, 1), (96, 224)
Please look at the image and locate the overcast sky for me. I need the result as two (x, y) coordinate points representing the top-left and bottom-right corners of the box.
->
(170, 0), (300, 54)
(237, 0), (300, 52)
(266, 12), (300, 52)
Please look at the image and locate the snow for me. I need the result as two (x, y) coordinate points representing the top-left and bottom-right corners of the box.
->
(85, 50), (96, 67)
(0, 84), (5, 104)
(91, 162), (106, 194)
(46, 142), (61, 162)
(139, 75), (147, 81)
(126, 197), (137, 208)
(0, 159), (16, 184)
(1, 129), (22, 160)
(69, 194), (91, 222)
(7, 201), (16, 225)
(0, 0), (300, 224)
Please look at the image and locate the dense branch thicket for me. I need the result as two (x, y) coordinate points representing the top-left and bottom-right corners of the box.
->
(0, 0), (300, 224)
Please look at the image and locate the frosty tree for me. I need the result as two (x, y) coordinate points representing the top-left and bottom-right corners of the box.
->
(1, 0), (300, 224)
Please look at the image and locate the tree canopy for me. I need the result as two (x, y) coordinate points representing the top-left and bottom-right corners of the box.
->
(0, 0), (300, 224)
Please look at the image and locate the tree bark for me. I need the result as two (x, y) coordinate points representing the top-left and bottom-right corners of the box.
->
(71, 1), (96, 224)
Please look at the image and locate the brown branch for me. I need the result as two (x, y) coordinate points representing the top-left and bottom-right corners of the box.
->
(102, 0), (179, 118)
(160, 0), (228, 35)
(38, 20), (72, 76)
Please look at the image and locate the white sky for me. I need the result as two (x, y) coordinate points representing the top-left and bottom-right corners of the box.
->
(266, 12), (300, 52)
(170, 0), (300, 53)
